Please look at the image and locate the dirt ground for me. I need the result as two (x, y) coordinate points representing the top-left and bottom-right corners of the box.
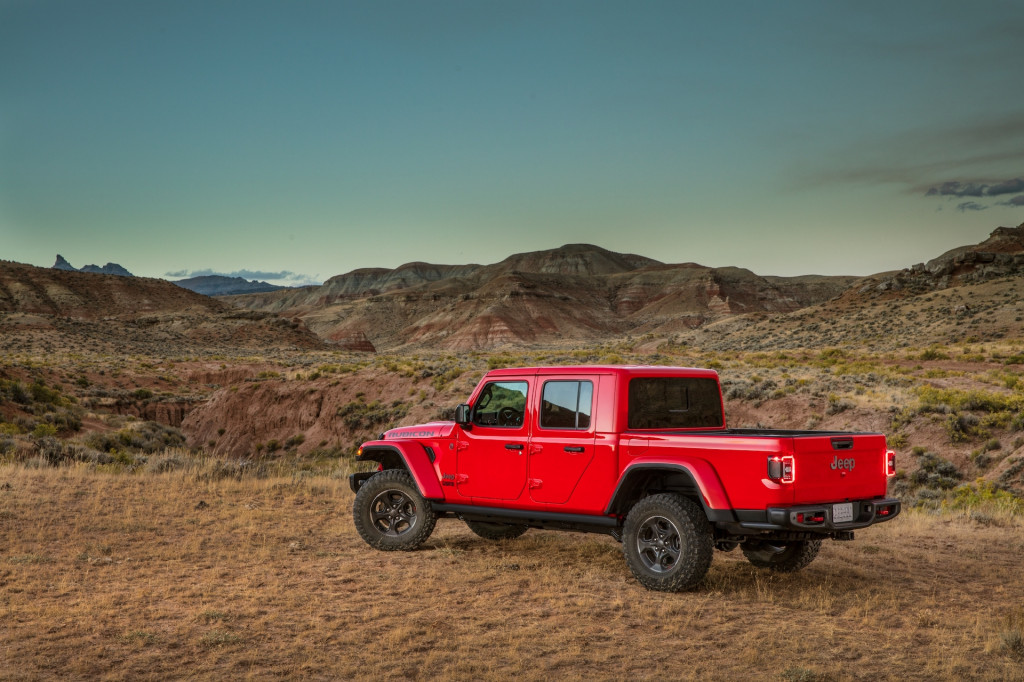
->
(1, 466), (1022, 681)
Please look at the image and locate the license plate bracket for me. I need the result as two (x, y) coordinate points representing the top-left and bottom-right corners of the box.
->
(833, 502), (854, 524)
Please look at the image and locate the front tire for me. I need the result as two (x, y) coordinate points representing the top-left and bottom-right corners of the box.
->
(741, 539), (822, 573)
(622, 494), (713, 592)
(353, 469), (437, 551)
(465, 519), (529, 540)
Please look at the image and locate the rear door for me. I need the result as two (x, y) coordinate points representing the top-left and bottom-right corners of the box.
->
(791, 434), (889, 504)
(527, 377), (597, 504)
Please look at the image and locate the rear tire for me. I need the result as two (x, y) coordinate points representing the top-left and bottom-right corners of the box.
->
(353, 470), (437, 551)
(622, 494), (713, 592)
(741, 539), (822, 573)
(465, 519), (529, 540)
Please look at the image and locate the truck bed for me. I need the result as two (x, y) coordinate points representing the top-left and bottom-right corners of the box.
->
(632, 428), (882, 438)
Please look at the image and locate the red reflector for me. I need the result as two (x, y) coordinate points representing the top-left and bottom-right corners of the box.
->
(796, 513), (804, 523)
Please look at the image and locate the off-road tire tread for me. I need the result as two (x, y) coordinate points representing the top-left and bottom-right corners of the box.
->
(353, 469), (437, 551)
(622, 493), (714, 592)
(465, 519), (529, 540)
(741, 538), (822, 573)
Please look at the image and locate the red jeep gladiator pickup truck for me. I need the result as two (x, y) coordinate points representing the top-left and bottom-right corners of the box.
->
(350, 365), (900, 591)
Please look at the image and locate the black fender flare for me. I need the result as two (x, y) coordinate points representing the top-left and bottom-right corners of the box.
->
(605, 462), (736, 523)
(355, 440), (444, 500)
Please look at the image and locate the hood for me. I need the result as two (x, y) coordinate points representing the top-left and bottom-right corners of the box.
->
(383, 421), (457, 440)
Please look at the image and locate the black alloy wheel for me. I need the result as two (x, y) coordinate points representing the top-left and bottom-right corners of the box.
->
(353, 469), (437, 551)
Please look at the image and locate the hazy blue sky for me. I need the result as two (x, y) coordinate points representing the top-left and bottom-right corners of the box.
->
(2, 1), (1023, 284)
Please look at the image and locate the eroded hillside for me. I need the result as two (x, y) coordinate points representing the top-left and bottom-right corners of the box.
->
(227, 244), (855, 350)
(0, 260), (325, 354)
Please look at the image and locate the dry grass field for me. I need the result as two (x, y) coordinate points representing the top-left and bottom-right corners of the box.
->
(2, 463), (1023, 681)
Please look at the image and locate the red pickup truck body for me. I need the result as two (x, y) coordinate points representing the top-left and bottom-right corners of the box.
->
(351, 365), (900, 590)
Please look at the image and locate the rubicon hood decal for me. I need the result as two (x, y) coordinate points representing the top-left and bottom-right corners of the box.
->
(385, 422), (456, 439)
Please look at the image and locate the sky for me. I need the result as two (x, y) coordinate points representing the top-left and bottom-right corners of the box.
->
(2, 1), (1023, 285)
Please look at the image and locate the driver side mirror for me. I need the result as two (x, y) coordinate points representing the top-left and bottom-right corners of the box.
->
(454, 403), (472, 428)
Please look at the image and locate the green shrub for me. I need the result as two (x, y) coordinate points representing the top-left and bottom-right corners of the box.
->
(86, 422), (185, 454)
(29, 381), (62, 405)
(430, 365), (464, 392)
(887, 433), (909, 449)
(911, 452), (962, 489)
(950, 479), (1022, 515)
(336, 400), (409, 430)
(919, 347), (950, 361)
(944, 413), (979, 443)
(826, 394), (854, 415)
(0, 422), (23, 436)
(918, 386), (1022, 413)
(32, 423), (58, 438)
(9, 381), (29, 405)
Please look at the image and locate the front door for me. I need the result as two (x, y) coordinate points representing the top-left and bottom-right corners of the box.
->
(456, 379), (530, 501)
(528, 377), (597, 504)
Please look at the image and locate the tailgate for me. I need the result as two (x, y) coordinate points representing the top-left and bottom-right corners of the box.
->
(791, 434), (889, 504)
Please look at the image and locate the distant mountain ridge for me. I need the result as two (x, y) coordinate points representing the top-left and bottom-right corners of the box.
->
(834, 223), (1024, 303)
(1, 260), (324, 352)
(172, 275), (287, 297)
(53, 254), (133, 277)
(226, 243), (857, 350)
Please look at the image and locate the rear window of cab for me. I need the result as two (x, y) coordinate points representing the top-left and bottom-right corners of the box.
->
(627, 377), (723, 429)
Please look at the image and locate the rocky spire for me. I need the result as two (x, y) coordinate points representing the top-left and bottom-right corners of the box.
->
(53, 254), (76, 271)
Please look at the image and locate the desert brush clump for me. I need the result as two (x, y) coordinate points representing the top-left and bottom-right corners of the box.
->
(891, 450), (965, 509)
(336, 398), (409, 431)
(28, 436), (111, 466)
(85, 421), (186, 455)
(949, 479), (1023, 519)
(917, 385), (1024, 414)
(0, 377), (84, 435)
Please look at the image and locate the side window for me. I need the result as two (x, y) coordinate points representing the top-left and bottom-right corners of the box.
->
(540, 380), (593, 430)
(472, 381), (528, 427)
(627, 377), (723, 429)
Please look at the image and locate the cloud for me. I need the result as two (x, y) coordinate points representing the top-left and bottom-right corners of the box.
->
(924, 177), (1024, 198)
(798, 113), (1024, 192)
(988, 178), (1024, 196)
(926, 181), (986, 197)
(956, 201), (988, 212)
(165, 269), (321, 286)
(997, 194), (1024, 207)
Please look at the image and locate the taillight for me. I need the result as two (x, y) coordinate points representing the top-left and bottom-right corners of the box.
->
(885, 450), (896, 477)
(768, 455), (795, 483)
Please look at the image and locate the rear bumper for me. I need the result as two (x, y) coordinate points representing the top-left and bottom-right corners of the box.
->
(735, 497), (901, 533)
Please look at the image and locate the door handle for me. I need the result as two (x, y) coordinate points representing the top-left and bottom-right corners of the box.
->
(564, 446), (585, 453)
(505, 443), (523, 450)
